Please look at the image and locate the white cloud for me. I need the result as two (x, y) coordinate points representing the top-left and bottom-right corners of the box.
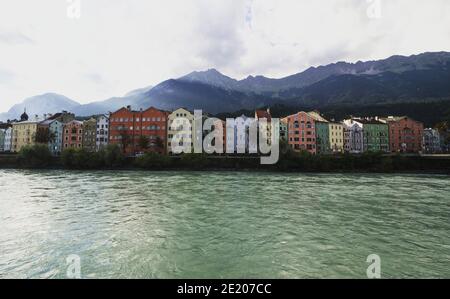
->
(0, 0), (450, 112)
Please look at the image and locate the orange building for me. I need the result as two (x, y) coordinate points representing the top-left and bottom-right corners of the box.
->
(109, 106), (168, 155)
(282, 111), (317, 154)
(63, 120), (83, 149)
(381, 116), (424, 153)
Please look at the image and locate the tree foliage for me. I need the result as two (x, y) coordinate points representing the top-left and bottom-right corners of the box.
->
(17, 144), (53, 168)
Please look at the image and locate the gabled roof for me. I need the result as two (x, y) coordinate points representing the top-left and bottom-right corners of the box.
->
(111, 107), (133, 114)
(143, 106), (170, 114)
(255, 110), (272, 121)
(39, 119), (56, 126)
(357, 119), (385, 125)
(169, 107), (194, 115)
(47, 113), (62, 120)
(13, 119), (43, 125)
(307, 111), (329, 122)
(65, 120), (83, 126)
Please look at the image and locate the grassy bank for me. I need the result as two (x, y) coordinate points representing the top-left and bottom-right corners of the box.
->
(1, 144), (449, 174)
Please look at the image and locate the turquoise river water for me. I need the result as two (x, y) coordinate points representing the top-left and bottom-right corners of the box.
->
(0, 170), (449, 278)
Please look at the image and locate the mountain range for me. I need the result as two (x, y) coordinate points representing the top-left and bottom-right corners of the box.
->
(1, 51), (450, 121)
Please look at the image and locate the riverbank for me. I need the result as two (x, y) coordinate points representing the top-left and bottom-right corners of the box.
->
(1, 150), (450, 174)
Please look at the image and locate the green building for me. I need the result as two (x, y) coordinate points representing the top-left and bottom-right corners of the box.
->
(82, 118), (97, 152)
(0, 128), (5, 152)
(280, 119), (288, 141)
(359, 119), (390, 152)
(315, 121), (331, 154)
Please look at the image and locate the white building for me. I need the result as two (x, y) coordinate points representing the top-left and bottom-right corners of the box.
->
(226, 115), (258, 154)
(343, 119), (364, 154)
(96, 115), (109, 150)
(423, 128), (441, 154)
(49, 120), (64, 155)
(3, 127), (13, 152)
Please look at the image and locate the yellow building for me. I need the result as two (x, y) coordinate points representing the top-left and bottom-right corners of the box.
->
(167, 108), (196, 154)
(11, 120), (40, 152)
(329, 123), (344, 153)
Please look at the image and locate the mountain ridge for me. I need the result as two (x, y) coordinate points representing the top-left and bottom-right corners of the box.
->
(2, 51), (450, 121)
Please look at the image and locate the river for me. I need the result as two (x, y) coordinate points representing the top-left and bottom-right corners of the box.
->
(0, 170), (449, 278)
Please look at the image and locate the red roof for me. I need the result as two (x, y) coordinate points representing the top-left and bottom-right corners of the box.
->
(255, 110), (272, 121)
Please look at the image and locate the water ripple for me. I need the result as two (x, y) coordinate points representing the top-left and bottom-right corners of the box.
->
(0, 170), (449, 278)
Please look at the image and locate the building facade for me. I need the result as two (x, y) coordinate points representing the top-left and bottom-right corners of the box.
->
(359, 119), (390, 153)
(4, 127), (12, 152)
(0, 129), (5, 152)
(283, 112), (317, 154)
(315, 122), (330, 154)
(63, 120), (83, 149)
(308, 111), (332, 154)
(82, 118), (97, 152)
(226, 115), (253, 154)
(109, 106), (168, 155)
(381, 116), (423, 153)
(440, 129), (450, 153)
(167, 108), (195, 154)
(203, 118), (226, 154)
(280, 119), (288, 141)
(255, 109), (273, 146)
(329, 123), (344, 153)
(48, 120), (64, 155)
(96, 115), (109, 150)
(343, 119), (364, 154)
(423, 128), (441, 154)
(11, 119), (41, 152)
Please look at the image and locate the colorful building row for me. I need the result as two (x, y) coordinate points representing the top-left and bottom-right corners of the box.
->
(282, 112), (427, 155)
(0, 110), (110, 155)
(1, 106), (447, 156)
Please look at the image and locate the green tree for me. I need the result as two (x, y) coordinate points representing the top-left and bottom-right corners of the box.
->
(103, 144), (125, 167)
(17, 144), (53, 168)
(154, 136), (165, 153)
(119, 130), (132, 154)
(135, 152), (171, 169)
(137, 135), (150, 151)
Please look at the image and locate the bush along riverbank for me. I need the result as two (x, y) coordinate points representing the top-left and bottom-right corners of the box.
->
(1, 144), (450, 174)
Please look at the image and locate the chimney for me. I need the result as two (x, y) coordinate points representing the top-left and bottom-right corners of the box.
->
(127, 105), (132, 111)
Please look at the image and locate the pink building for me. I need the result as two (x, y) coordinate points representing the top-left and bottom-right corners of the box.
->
(63, 120), (83, 149)
(282, 112), (317, 154)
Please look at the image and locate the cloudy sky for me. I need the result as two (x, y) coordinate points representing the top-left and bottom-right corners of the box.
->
(0, 0), (450, 112)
